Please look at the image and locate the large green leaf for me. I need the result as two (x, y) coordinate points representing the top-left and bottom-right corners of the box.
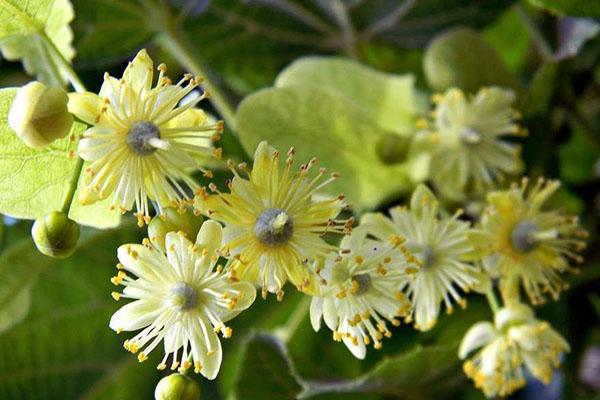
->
(0, 0), (75, 86)
(0, 88), (120, 228)
(0, 239), (54, 334)
(0, 225), (162, 399)
(275, 56), (424, 135)
(233, 333), (303, 400)
(299, 343), (461, 398)
(423, 27), (523, 96)
(72, 0), (151, 66)
(236, 86), (415, 209)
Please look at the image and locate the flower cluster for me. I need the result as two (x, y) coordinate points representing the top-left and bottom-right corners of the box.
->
(11, 47), (585, 397)
(459, 304), (569, 397)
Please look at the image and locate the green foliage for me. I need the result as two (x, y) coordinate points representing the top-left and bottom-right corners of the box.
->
(72, 0), (151, 66)
(0, 88), (120, 228)
(559, 127), (599, 185)
(0, 225), (162, 399)
(233, 333), (303, 400)
(423, 27), (522, 95)
(0, 239), (53, 333)
(0, 0), (75, 86)
(275, 56), (424, 135)
(528, 0), (600, 18)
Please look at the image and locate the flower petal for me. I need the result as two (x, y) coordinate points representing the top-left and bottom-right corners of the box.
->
(109, 299), (161, 332)
(459, 321), (496, 359)
(67, 92), (102, 125)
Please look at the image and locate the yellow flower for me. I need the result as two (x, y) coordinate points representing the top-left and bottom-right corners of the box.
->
(459, 304), (569, 398)
(362, 184), (479, 331)
(109, 221), (256, 380)
(194, 141), (351, 299)
(68, 49), (222, 226)
(471, 178), (587, 304)
(417, 87), (524, 199)
(310, 228), (415, 358)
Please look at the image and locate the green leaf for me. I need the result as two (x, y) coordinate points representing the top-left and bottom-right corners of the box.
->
(559, 126), (599, 185)
(233, 333), (303, 400)
(275, 56), (424, 135)
(423, 27), (523, 96)
(236, 86), (414, 209)
(0, 239), (55, 333)
(0, 88), (120, 228)
(0, 225), (162, 399)
(300, 343), (461, 398)
(528, 0), (600, 19)
(72, 0), (152, 66)
(526, 62), (558, 114)
(0, 0), (75, 86)
(484, 8), (530, 72)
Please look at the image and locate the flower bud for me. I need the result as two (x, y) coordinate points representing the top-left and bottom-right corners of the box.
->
(8, 81), (73, 148)
(155, 373), (201, 400)
(148, 208), (203, 253)
(376, 134), (411, 165)
(31, 211), (80, 258)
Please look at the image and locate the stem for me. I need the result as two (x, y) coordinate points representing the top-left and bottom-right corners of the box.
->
(485, 288), (500, 315)
(156, 27), (238, 131)
(61, 157), (84, 214)
(274, 296), (310, 344)
(38, 33), (87, 215)
(40, 33), (86, 93)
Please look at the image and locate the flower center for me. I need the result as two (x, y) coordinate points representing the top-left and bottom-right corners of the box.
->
(511, 220), (539, 253)
(418, 245), (436, 269)
(351, 273), (372, 295)
(460, 127), (482, 145)
(169, 282), (198, 311)
(254, 208), (293, 246)
(127, 121), (169, 155)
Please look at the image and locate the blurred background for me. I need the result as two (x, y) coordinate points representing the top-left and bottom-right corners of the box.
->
(0, 0), (599, 399)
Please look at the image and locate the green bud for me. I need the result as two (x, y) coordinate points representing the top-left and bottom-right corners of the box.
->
(155, 373), (201, 400)
(8, 81), (73, 148)
(148, 208), (203, 253)
(423, 27), (521, 95)
(376, 134), (411, 165)
(31, 211), (80, 258)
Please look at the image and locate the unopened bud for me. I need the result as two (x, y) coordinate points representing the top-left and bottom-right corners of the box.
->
(155, 373), (201, 400)
(148, 208), (203, 252)
(8, 81), (73, 148)
(376, 134), (411, 165)
(31, 211), (80, 258)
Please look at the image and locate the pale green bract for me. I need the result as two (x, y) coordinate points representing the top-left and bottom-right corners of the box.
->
(237, 57), (429, 210)
(276, 56), (425, 136)
(0, 0), (75, 86)
(0, 88), (120, 228)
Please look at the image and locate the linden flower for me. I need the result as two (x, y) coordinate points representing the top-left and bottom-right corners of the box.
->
(471, 178), (587, 305)
(109, 220), (256, 380)
(310, 228), (415, 359)
(459, 304), (569, 398)
(416, 87), (524, 199)
(195, 141), (351, 299)
(362, 184), (479, 331)
(69, 49), (222, 226)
